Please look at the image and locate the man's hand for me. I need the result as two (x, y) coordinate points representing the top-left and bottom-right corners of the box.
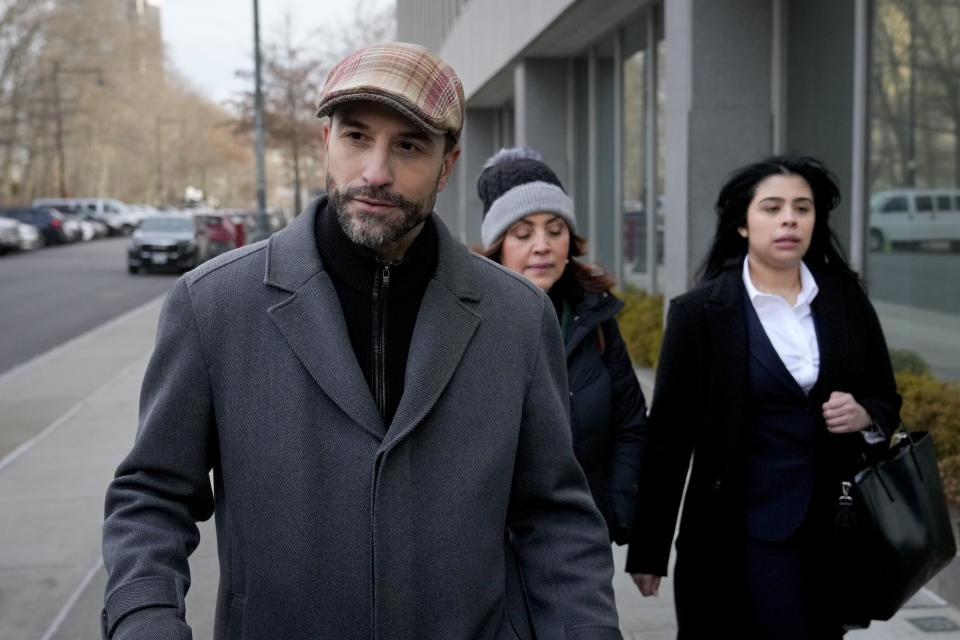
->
(631, 573), (661, 597)
(822, 391), (872, 434)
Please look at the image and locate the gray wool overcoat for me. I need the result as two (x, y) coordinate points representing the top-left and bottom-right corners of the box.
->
(101, 201), (622, 640)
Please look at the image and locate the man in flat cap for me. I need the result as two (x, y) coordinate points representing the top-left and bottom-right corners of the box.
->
(101, 42), (621, 640)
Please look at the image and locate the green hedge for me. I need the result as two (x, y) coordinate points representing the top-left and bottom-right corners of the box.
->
(895, 367), (960, 505)
(615, 286), (664, 369)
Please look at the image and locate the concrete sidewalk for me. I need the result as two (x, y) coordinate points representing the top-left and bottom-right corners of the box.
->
(0, 293), (958, 638)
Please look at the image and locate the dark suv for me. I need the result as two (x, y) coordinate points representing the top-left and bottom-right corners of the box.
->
(128, 215), (202, 273)
(0, 207), (74, 245)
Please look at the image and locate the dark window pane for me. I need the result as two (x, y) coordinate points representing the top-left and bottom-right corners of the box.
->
(882, 196), (908, 212)
(916, 196), (933, 211)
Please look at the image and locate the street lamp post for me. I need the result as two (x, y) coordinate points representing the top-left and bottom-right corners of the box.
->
(52, 62), (104, 197)
(253, 0), (267, 215)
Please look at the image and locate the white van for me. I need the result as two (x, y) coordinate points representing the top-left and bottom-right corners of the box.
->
(868, 189), (960, 251)
(32, 197), (139, 235)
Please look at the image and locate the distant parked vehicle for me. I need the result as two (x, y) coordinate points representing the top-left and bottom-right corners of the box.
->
(0, 207), (74, 245)
(0, 217), (21, 254)
(33, 197), (138, 235)
(202, 214), (237, 258)
(16, 222), (43, 250)
(128, 215), (204, 274)
(70, 210), (110, 238)
(869, 188), (960, 251)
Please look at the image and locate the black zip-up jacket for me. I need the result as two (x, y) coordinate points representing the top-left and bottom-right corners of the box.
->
(557, 289), (648, 544)
(315, 198), (438, 426)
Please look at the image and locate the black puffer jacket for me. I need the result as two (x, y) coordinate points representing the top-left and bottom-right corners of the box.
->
(560, 289), (648, 544)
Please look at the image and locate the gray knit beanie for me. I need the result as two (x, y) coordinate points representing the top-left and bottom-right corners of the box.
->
(477, 148), (577, 249)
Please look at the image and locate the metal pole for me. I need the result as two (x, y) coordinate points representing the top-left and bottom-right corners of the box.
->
(907, 0), (917, 187)
(253, 0), (267, 214)
(155, 119), (163, 204)
(645, 8), (659, 293)
(53, 63), (67, 197)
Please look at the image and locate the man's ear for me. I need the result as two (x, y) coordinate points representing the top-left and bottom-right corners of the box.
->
(323, 121), (331, 152)
(436, 147), (461, 193)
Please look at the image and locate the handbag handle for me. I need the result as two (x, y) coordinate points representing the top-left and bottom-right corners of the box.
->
(894, 418), (926, 484)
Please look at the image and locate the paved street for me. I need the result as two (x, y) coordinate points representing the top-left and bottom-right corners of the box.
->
(0, 237), (177, 376)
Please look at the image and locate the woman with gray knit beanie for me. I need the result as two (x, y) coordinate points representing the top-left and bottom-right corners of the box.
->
(476, 147), (647, 544)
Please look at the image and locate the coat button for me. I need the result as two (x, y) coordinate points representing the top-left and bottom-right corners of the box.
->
(713, 479), (723, 490)
(573, 315), (580, 321)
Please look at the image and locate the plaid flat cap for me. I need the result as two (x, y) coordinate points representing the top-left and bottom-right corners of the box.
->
(316, 42), (465, 141)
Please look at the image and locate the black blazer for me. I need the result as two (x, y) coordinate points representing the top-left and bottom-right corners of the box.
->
(624, 264), (901, 627)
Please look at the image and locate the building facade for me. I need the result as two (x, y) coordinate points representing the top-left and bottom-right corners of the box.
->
(398, 0), (960, 382)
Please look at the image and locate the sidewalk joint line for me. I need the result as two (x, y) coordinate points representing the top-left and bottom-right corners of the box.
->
(40, 556), (103, 640)
(0, 355), (148, 473)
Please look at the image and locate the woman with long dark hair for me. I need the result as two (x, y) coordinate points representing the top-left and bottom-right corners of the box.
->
(477, 148), (647, 544)
(625, 155), (901, 638)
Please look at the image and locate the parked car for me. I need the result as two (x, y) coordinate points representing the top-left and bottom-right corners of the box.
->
(128, 215), (204, 273)
(0, 207), (74, 245)
(16, 221), (43, 250)
(202, 214), (237, 258)
(0, 217), (21, 254)
(70, 210), (110, 238)
(33, 197), (138, 235)
(869, 188), (960, 251)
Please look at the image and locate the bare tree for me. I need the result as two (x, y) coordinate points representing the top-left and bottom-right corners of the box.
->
(871, 0), (960, 189)
(230, 1), (396, 212)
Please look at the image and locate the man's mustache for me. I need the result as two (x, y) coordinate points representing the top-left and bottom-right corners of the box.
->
(341, 186), (415, 209)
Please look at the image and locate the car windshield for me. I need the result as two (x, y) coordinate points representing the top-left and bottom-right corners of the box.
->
(139, 217), (193, 232)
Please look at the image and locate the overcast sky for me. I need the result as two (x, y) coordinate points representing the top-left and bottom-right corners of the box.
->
(156, 0), (394, 104)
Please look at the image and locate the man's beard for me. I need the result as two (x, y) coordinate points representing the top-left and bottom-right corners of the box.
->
(327, 175), (436, 251)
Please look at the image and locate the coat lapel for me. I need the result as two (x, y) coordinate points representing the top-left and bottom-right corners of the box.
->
(704, 270), (750, 465)
(808, 270), (845, 403)
(384, 218), (481, 448)
(264, 200), (385, 439)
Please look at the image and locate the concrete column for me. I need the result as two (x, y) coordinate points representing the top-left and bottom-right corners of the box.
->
(434, 157), (462, 238)
(513, 59), (572, 189)
(593, 56), (618, 275)
(662, 0), (774, 302)
(434, 110), (498, 244)
(785, 0), (859, 258)
(461, 108), (499, 247)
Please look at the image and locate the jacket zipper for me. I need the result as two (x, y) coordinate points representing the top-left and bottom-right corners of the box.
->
(373, 264), (391, 420)
(370, 264), (391, 637)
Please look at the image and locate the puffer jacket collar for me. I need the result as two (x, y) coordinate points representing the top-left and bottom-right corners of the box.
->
(563, 289), (624, 357)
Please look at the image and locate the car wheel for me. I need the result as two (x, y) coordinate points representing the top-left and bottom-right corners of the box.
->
(868, 229), (884, 252)
(128, 265), (138, 274)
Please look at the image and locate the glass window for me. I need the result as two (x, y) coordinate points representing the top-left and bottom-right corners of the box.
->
(620, 4), (664, 292)
(867, 0), (960, 384)
(881, 196), (908, 212)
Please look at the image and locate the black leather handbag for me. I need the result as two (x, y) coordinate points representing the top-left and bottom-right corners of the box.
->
(834, 424), (956, 625)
